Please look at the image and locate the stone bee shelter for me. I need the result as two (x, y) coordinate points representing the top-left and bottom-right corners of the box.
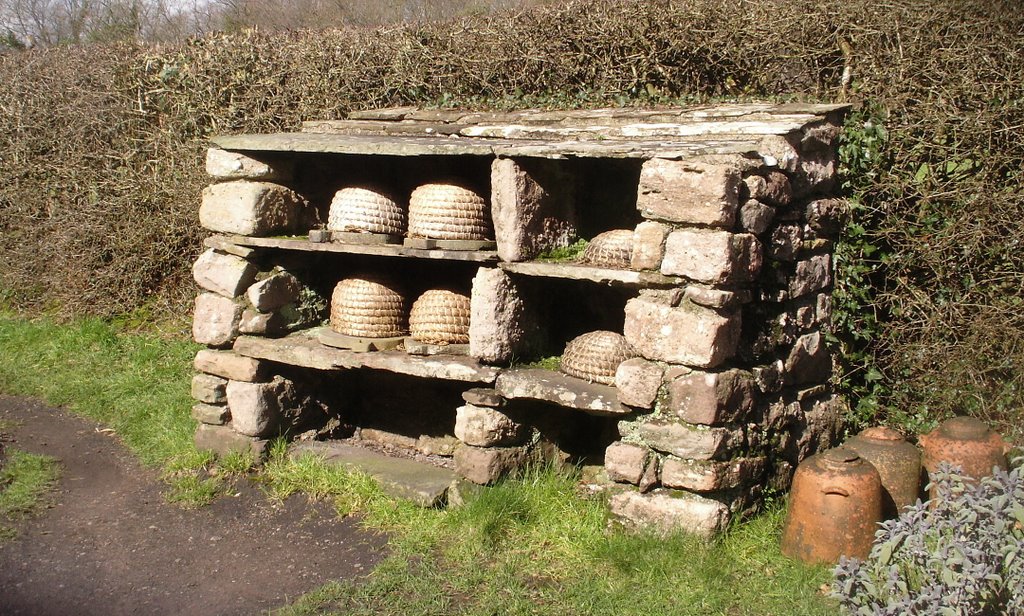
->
(190, 103), (849, 535)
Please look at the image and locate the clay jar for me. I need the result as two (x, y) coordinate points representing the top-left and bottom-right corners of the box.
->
(845, 426), (922, 518)
(919, 416), (1009, 488)
(781, 446), (883, 564)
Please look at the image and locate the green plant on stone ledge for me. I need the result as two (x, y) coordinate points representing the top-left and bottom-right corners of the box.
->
(536, 239), (588, 263)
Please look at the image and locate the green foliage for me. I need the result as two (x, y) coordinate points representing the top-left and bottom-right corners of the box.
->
(164, 474), (222, 508)
(0, 449), (62, 541)
(536, 239), (588, 262)
(270, 465), (836, 615)
(0, 313), (205, 474)
(831, 105), (892, 429)
(833, 461), (1024, 614)
(518, 355), (562, 371)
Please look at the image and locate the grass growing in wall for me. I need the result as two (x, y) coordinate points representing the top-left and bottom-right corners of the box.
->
(0, 449), (62, 542)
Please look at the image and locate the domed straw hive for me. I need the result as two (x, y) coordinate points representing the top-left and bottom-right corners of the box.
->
(581, 229), (634, 268)
(327, 186), (405, 235)
(330, 275), (407, 338)
(560, 331), (637, 386)
(409, 289), (471, 344)
(408, 183), (491, 240)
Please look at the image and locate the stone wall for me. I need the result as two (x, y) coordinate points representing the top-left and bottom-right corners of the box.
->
(188, 104), (849, 535)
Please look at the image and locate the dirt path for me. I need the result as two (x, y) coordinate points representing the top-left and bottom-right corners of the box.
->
(0, 396), (387, 616)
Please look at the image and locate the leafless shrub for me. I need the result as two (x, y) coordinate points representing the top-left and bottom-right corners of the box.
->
(0, 0), (1021, 436)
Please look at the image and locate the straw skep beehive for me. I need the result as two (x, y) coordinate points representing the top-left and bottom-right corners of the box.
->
(560, 330), (637, 385)
(409, 289), (471, 344)
(330, 275), (407, 338)
(407, 183), (491, 240)
(581, 229), (634, 268)
(327, 186), (405, 235)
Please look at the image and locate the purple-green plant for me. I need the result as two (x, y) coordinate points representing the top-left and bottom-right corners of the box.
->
(832, 460), (1023, 615)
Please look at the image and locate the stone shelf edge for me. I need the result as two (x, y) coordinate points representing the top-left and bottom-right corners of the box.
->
(498, 261), (682, 288)
(495, 368), (630, 416)
(211, 132), (760, 160)
(215, 234), (500, 263)
(233, 328), (502, 383)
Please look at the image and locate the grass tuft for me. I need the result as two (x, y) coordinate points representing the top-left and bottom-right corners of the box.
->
(0, 449), (62, 542)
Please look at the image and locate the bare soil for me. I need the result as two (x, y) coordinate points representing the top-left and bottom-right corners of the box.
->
(0, 396), (387, 616)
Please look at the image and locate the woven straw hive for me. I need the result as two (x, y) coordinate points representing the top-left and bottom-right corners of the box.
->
(408, 183), (491, 240)
(582, 229), (634, 268)
(560, 331), (637, 385)
(409, 289), (471, 344)
(330, 275), (407, 338)
(327, 187), (405, 235)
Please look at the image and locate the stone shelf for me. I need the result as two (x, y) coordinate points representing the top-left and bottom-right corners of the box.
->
(215, 234), (499, 264)
(212, 131), (760, 161)
(499, 261), (682, 288)
(495, 368), (630, 416)
(234, 329), (502, 383)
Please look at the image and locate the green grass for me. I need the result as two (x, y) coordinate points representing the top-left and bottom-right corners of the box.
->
(265, 450), (836, 616)
(0, 449), (62, 542)
(0, 314), (836, 613)
(0, 313), (203, 470)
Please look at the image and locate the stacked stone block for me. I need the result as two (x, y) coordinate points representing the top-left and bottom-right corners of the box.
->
(191, 150), (313, 458)
(189, 105), (848, 533)
(593, 132), (846, 535)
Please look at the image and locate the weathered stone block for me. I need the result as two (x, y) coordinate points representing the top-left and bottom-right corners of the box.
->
(192, 249), (258, 298)
(238, 308), (288, 336)
(470, 268), (537, 364)
(191, 373), (227, 404)
(609, 487), (730, 537)
(682, 286), (742, 311)
(495, 368), (628, 415)
(615, 358), (665, 409)
(637, 419), (744, 460)
(491, 157), (578, 262)
(199, 181), (304, 236)
(816, 292), (832, 325)
(742, 171), (792, 207)
(206, 148), (294, 182)
(767, 224), (803, 262)
(193, 349), (267, 382)
(661, 457), (766, 492)
(783, 331), (832, 385)
(191, 403), (230, 425)
(660, 229), (762, 284)
(738, 199), (775, 235)
(461, 388), (506, 408)
(630, 221), (669, 270)
(758, 133), (838, 198)
(454, 404), (528, 447)
(454, 444), (528, 485)
(360, 428), (417, 450)
(752, 360), (784, 394)
(604, 441), (652, 485)
(192, 293), (244, 347)
(788, 254), (832, 298)
(665, 369), (756, 425)
(806, 198), (848, 236)
(623, 296), (741, 369)
(636, 159), (740, 228)
(246, 272), (301, 312)
(417, 435), (459, 457)
(225, 376), (295, 437)
(193, 424), (269, 459)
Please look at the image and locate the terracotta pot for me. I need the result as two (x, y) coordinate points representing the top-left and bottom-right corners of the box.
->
(781, 447), (883, 564)
(845, 426), (922, 518)
(919, 417), (1009, 491)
